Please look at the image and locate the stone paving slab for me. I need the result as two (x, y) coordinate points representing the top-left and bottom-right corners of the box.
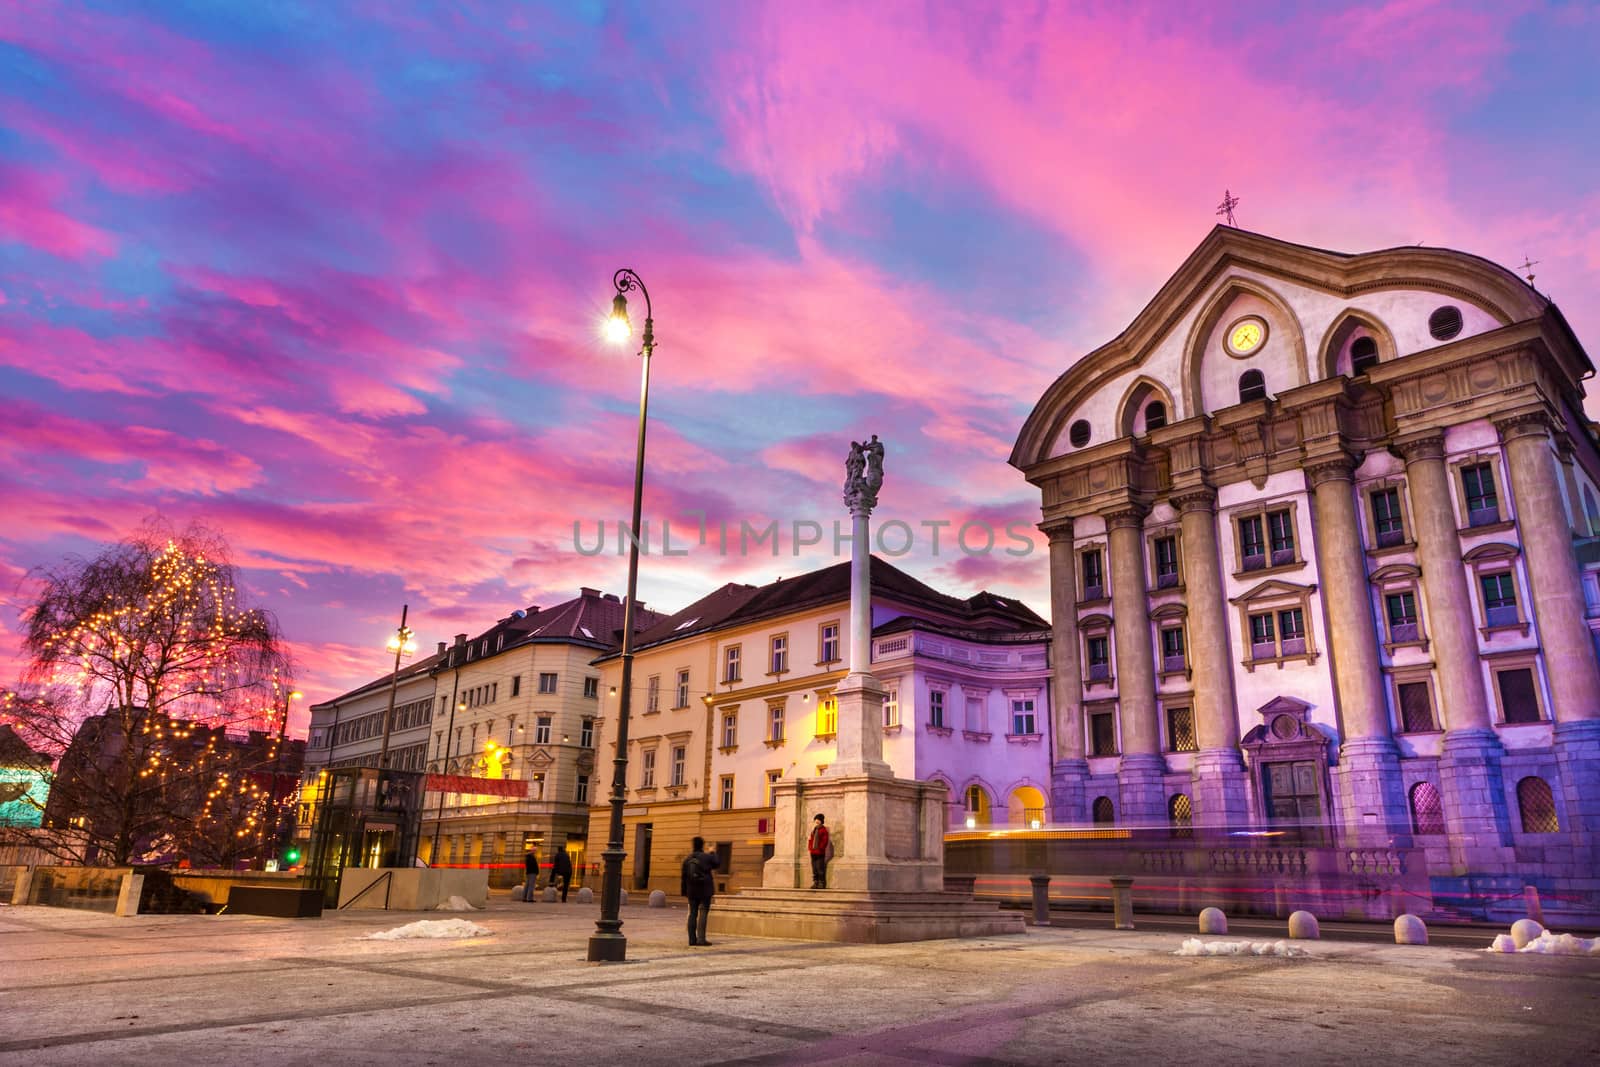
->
(1, 897), (1596, 1066)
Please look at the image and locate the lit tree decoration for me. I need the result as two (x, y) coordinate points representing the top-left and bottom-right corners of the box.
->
(5, 522), (296, 867)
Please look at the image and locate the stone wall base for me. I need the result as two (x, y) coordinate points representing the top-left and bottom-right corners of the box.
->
(708, 888), (1025, 944)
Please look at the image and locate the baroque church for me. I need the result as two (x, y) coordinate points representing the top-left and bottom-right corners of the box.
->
(1011, 227), (1600, 917)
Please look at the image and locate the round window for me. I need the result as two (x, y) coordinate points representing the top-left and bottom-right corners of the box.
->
(1428, 306), (1463, 341)
(1068, 419), (1091, 448)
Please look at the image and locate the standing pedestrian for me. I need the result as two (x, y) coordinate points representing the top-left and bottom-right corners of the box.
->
(522, 846), (539, 902)
(551, 846), (573, 903)
(808, 813), (831, 889)
(680, 836), (718, 946)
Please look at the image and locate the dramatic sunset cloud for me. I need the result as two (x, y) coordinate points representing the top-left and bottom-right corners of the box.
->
(2, 1), (1597, 728)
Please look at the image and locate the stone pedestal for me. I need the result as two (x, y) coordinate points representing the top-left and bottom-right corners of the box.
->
(827, 672), (893, 780)
(708, 888), (1025, 944)
(1190, 749), (1250, 829)
(1117, 752), (1167, 824)
(1051, 758), (1089, 823)
(1336, 737), (1410, 843)
(1438, 729), (1513, 866)
(761, 774), (945, 893)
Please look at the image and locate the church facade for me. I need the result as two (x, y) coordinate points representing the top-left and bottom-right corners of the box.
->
(1012, 227), (1600, 918)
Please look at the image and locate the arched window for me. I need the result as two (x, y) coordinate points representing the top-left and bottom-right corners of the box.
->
(1068, 420), (1091, 448)
(1168, 793), (1192, 839)
(1091, 795), (1115, 825)
(1350, 336), (1379, 375)
(964, 784), (990, 826)
(1517, 777), (1559, 834)
(1143, 401), (1167, 431)
(1239, 369), (1267, 403)
(1408, 781), (1445, 835)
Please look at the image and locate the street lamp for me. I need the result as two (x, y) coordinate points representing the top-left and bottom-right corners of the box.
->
(589, 267), (655, 963)
(376, 604), (417, 770)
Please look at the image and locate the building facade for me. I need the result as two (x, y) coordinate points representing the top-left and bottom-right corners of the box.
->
(588, 559), (1051, 897)
(421, 589), (660, 885)
(1012, 227), (1600, 917)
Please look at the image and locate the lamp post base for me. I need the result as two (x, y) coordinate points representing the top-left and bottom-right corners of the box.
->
(586, 931), (627, 962)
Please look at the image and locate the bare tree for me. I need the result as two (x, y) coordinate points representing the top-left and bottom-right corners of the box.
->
(3, 522), (294, 866)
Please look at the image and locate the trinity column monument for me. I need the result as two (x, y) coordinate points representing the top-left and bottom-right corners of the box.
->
(709, 437), (1023, 942)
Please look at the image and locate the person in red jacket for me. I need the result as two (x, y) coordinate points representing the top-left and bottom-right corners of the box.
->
(807, 813), (831, 889)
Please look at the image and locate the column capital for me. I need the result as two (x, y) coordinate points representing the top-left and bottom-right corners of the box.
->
(1495, 409), (1555, 445)
(1038, 518), (1075, 544)
(1391, 430), (1446, 464)
(1171, 487), (1217, 515)
(1304, 452), (1356, 488)
(1103, 506), (1148, 531)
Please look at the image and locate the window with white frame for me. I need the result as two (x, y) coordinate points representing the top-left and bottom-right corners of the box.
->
(583, 677), (598, 699)
(1461, 462), (1500, 527)
(1152, 534), (1179, 589)
(818, 694), (838, 737)
(768, 703), (785, 743)
(670, 745), (686, 787)
(765, 769), (782, 806)
(721, 711), (738, 748)
(1086, 633), (1111, 681)
(928, 688), (946, 728)
(580, 718), (594, 748)
(640, 748), (656, 788)
(538, 672), (558, 694)
(770, 634), (789, 674)
(1481, 572), (1519, 629)
(720, 775), (734, 810)
(1159, 625), (1186, 672)
(675, 669), (690, 708)
(1081, 548), (1105, 600)
(820, 622), (840, 663)
(535, 716), (552, 744)
(1010, 697), (1036, 735)
(1371, 487), (1406, 547)
(724, 645), (741, 683)
(575, 774), (589, 803)
(1386, 591), (1420, 643)
(646, 675), (660, 714)
(883, 686), (900, 728)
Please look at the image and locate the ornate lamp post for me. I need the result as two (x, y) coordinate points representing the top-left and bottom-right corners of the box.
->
(376, 604), (416, 770)
(589, 268), (655, 963)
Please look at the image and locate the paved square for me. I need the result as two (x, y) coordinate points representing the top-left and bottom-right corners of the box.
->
(1, 898), (1596, 1065)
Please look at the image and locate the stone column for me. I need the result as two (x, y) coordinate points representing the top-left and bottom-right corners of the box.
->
(830, 501), (891, 779)
(1498, 413), (1600, 837)
(1306, 455), (1406, 841)
(1395, 432), (1510, 857)
(1106, 505), (1165, 823)
(1043, 520), (1088, 822)
(1173, 489), (1249, 830)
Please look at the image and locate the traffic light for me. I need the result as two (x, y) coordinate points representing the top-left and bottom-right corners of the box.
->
(282, 846), (302, 866)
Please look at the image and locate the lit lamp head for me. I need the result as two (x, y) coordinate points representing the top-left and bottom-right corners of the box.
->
(603, 292), (631, 344)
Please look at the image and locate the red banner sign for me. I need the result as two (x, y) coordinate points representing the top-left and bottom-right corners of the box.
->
(425, 774), (529, 798)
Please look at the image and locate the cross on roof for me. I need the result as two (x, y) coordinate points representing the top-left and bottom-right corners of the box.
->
(1216, 190), (1240, 227)
(1518, 255), (1540, 286)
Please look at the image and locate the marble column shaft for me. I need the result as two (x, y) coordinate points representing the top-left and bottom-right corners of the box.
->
(1398, 433), (1492, 731)
(1044, 522), (1088, 822)
(1108, 506), (1165, 822)
(1175, 489), (1249, 828)
(1499, 414), (1600, 723)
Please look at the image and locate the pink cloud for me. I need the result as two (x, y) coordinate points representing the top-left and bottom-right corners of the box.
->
(0, 164), (115, 259)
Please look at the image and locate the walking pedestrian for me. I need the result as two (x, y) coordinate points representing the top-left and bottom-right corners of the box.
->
(680, 836), (718, 946)
(551, 846), (573, 902)
(808, 813), (831, 889)
(522, 846), (539, 902)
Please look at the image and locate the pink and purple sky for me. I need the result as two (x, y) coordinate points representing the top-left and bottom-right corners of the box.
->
(2, 1), (1598, 730)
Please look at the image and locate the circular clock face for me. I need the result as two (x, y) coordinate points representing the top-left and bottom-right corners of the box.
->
(1226, 316), (1267, 357)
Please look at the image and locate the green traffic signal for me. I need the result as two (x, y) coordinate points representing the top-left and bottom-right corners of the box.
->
(283, 847), (302, 865)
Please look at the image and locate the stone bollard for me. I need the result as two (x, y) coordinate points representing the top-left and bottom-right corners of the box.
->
(648, 889), (667, 908)
(1198, 907), (1227, 935)
(1109, 876), (1134, 930)
(543, 886), (559, 902)
(1288, 910), (1320, 940)
(115, 872), (145, 917)
(1029, 874), (1051, 927)
(1522, 885), (1544, 926)
(576, 887), (595, 904)
(1393, 914), (1428, 945)
(1509, 918), (1544, 949)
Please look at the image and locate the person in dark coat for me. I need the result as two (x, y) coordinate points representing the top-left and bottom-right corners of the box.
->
(680, 836), (719, 947)
(522, 847), (539, 902)
(808, 813), (830, 889)
(550, 847), (573, 902)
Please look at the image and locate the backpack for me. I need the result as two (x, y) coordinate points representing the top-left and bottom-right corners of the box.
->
(686, 852), (712, 891)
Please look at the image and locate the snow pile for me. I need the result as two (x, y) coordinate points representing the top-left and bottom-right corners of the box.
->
(1489, 931), (1600, 955)
(434, 895), (478, 912)
(1176, 938), (1308, 957)
(365, 918), (491, 941)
